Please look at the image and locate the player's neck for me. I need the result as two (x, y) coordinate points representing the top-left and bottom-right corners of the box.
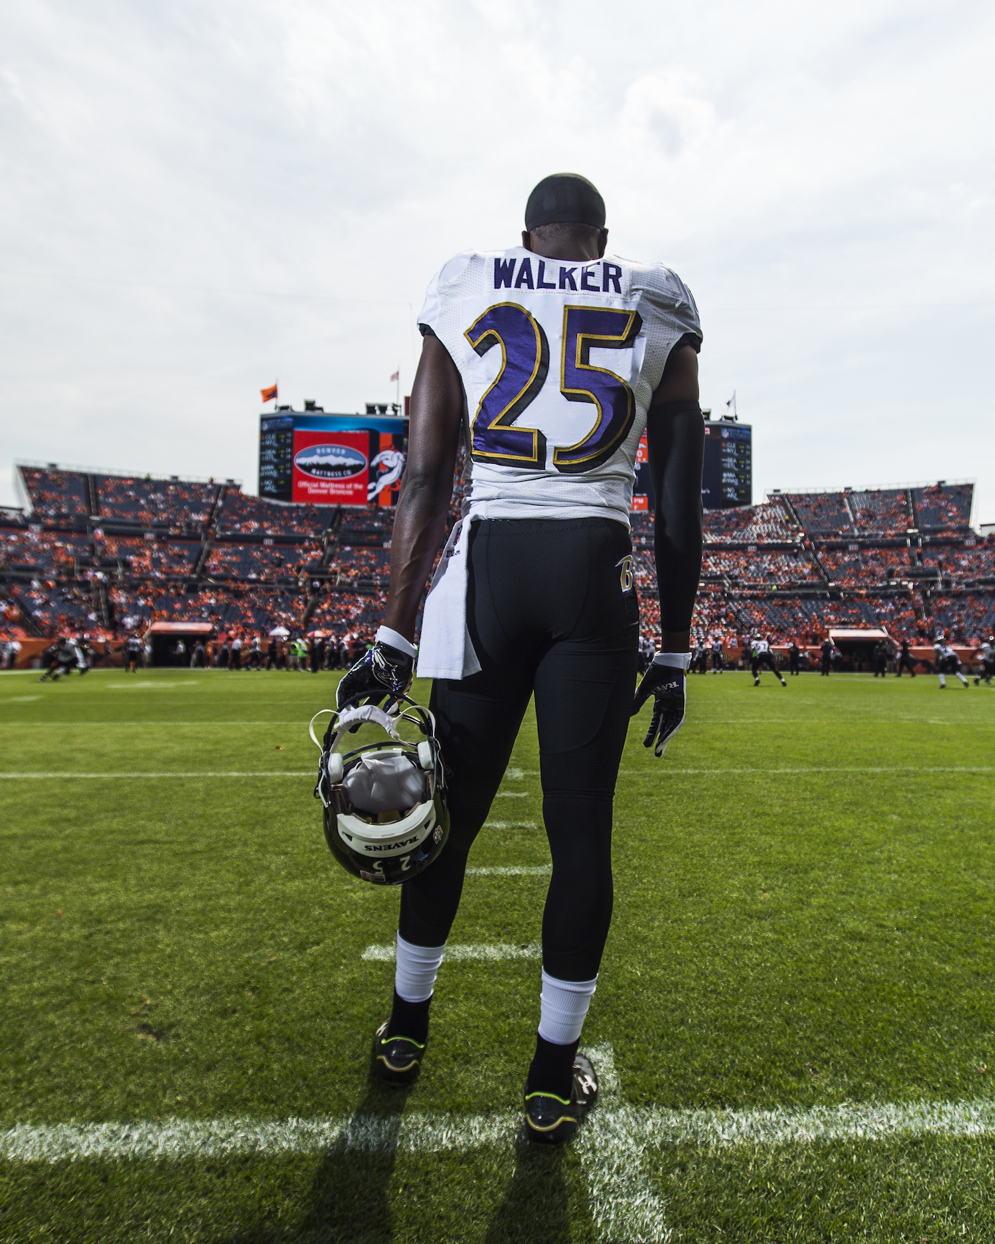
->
(521, 234), (603, 262)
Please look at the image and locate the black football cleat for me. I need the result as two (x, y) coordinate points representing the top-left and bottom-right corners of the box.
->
(372, 1021), (426, 1085)
(524, 1053), (598, 1145)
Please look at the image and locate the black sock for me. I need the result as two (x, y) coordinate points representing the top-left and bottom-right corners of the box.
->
(526, 1033), (579, 1101)
(385, 989), (431, 1045)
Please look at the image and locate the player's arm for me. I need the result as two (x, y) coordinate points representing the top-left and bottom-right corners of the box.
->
(646, 344), (703, 650)
(383, 334), (464, 640)
(336, 334), (463, 708)
(630, 344), (704, 755)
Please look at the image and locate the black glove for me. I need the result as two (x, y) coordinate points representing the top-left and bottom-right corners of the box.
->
(631, 661), (686, 757)
(336, 641), (414, 710)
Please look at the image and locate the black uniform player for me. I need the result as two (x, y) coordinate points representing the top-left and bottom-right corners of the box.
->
(820, 637), (834, 676)
(788, 640), (801, 676)
(896, 637), (917, 677)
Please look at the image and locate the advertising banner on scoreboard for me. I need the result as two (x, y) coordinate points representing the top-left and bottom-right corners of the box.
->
(292, 431), (369, 504)
(261, 412), (408, 506)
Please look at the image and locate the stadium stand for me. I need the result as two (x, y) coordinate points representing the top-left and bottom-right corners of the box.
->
(3, 464), (991, 666)
(912, 483), (973, 532)
(19, 467), (90, 520)
(849, 488), (911, 537)
(215, 489), (336, 538)
(96, 475), (216, 533)
(784, 491), (859, 538)
(702, 499), (797, 542)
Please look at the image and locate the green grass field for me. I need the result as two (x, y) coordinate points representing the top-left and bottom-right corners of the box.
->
(1, 666), (993, 1243)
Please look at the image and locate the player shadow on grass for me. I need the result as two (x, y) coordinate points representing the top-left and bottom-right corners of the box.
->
(482, 1132), (574, 1244)
(221, 1068), (412, 1244)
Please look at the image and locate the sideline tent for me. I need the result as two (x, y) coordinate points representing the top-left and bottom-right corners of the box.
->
(828, 628), (894, 658)
(147, 621), (213, 666)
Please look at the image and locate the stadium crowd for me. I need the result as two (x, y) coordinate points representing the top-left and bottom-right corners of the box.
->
(2, 466), (993, 665)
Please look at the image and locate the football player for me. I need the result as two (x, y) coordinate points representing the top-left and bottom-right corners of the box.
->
(124, 634), (142, 673)
(934, 638), (969, 688)
(896, 636), (917, 677)
(711, 635), (724, 673)
(974, 637), (994, 686)
(337, 173), (703, 1144)
(751, 635), (786, 686)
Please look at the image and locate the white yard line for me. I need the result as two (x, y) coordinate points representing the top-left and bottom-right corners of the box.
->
(7, 1095), (995, 1164)
(361, 943), (541, 962)
(492, 766), (995, 776)
(2, 766), (990, 780)
(482, 821), (537, 829)
(625, 766), (994, 775)
(465, 866), (551, 877)
(0, 772), (313, 779)
(6, 1076), (995, 1244)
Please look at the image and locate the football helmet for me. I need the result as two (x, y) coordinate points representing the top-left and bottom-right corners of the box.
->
(310, 696), (449, 885)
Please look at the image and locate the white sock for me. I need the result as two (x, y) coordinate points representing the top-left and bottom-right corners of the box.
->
(538, 969), (598, 1045)
(957, 673), (968, 685)
(395, 933), (445, 1003)
(939, 673), (946, 687)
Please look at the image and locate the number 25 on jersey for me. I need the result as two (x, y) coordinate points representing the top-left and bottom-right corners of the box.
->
(464, 302), (642, 474)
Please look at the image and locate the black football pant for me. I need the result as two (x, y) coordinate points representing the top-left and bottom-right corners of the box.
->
(752, 652), (780, 678)
(399, 518), (639, 983)
(896, 655), (916, 677)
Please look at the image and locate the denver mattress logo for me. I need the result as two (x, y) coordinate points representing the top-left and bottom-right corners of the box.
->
(294, 444), (367, 480)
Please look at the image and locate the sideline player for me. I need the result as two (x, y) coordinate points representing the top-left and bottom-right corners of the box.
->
(788, 639), (801, 676)
(820, 636), (835, 676)
(336, 173), (703, 1144)
(751, 635), (786, 686)
(711, 635), (723, 673)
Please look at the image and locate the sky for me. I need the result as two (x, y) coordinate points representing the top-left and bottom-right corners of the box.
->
(2, 0), (994, 521)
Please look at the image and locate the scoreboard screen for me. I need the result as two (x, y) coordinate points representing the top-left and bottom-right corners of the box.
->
(259, 412), (407, 508)
(630, 420), (752, 512)
(701, 422), (751, 509)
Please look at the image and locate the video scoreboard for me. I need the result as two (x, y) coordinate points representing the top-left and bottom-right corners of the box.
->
(259, 411), (407, 508)
(632, 419), (752, 512)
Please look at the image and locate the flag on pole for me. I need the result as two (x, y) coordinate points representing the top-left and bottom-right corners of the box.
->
(389, 370), (399, 384)
(261, 383), (278, 403)
(725, 390), (737, 418)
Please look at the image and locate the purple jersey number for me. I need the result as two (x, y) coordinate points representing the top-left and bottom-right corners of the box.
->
(465, 301), (641, 473)
(554, 306), (642, 474)
(465, 302), (549, 468)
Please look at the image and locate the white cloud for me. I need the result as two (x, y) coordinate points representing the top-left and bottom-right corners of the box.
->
(0, 0), (993, 516)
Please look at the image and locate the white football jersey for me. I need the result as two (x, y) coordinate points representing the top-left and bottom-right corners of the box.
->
(418, 247), (701, 525)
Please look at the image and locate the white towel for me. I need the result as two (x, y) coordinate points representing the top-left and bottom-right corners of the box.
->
(416, 517), (481, 680)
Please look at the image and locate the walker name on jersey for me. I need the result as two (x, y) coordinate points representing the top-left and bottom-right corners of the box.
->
(493, 257), (623, 294)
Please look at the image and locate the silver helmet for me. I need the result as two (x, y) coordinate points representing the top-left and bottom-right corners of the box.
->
(311, 697), (449, 885)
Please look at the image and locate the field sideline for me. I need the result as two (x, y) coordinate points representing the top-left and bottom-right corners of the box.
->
(1, 667), (993, 1242)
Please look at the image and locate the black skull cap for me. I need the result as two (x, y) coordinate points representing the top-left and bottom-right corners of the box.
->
(525, 173), (606, 232)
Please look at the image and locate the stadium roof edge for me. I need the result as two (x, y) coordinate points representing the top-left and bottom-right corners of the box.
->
(775, 479), (974, 494)
(15, 461), (241, 488)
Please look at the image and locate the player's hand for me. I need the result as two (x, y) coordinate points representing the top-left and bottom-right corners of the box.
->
(631, 662), (686, 757)
(336, 641), (414, 710)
